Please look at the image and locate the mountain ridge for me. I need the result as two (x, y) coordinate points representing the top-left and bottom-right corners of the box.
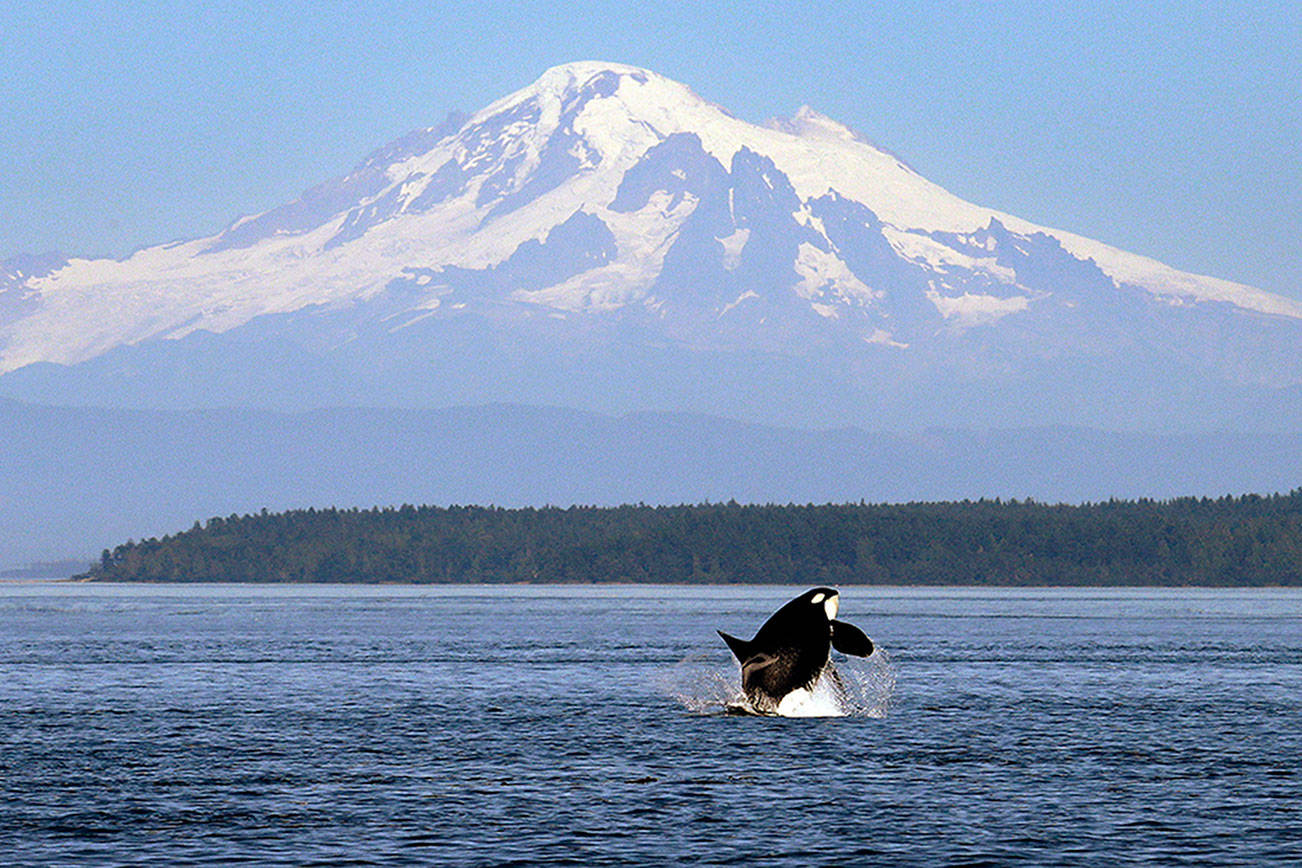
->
(1, 61), (1298, 431)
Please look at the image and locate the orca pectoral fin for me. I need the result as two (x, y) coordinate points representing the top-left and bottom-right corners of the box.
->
(831, 620), (874, 656)
(717, 630), (754, 662)
(740, 652), (778, 679)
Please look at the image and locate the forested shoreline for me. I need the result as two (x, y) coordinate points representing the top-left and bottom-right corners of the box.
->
(79, 493), (1302, 585)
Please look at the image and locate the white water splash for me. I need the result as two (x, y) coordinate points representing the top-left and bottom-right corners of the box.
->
(662, 649), (895, 718)
(658, 652), (741, 714)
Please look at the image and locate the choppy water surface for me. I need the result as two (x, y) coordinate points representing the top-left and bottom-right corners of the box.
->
(1, 583), (1299, 866)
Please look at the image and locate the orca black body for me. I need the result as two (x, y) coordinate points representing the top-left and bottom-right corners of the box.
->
(717, 587), (874, 714)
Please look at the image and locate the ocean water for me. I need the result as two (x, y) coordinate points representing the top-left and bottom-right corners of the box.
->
(1, 583), (1299, 866)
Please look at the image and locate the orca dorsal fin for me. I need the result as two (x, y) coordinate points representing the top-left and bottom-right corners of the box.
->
(831, 620), (874, 657)
(717, 630), (754, 662)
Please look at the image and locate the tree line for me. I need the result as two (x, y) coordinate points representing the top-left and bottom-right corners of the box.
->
(79, 492), (1302, 585)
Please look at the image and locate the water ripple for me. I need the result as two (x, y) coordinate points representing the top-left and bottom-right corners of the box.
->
(0, 584), (1299, 866)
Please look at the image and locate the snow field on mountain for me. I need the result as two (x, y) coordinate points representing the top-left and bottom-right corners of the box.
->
(3, 60), (1298, 377)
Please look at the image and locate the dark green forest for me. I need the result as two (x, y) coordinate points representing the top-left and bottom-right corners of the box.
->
(81, 492), (1302, 585)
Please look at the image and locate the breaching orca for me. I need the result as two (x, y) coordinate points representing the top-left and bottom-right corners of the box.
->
(717, 587), (874, 714)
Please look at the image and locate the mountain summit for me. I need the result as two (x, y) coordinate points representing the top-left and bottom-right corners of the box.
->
(2, 62), (1298, 429)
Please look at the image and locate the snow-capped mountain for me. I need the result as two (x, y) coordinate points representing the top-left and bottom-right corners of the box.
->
(2, 61), (1299, 429)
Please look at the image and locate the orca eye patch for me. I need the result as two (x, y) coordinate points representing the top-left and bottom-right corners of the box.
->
(810, 592), (825, 604)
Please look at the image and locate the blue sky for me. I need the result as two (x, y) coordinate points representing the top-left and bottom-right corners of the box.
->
(3, 0), (1299, 299)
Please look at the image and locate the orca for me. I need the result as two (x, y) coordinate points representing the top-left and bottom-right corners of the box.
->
(717, 587), (874, 714)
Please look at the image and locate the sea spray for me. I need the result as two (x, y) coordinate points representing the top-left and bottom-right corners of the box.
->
(659, 651), (742, 714)
(662, 648), (896, 718)
(829, 647), (896, 718)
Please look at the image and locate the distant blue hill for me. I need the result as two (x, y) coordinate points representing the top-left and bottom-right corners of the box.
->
(3, 398), (1300, 570)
